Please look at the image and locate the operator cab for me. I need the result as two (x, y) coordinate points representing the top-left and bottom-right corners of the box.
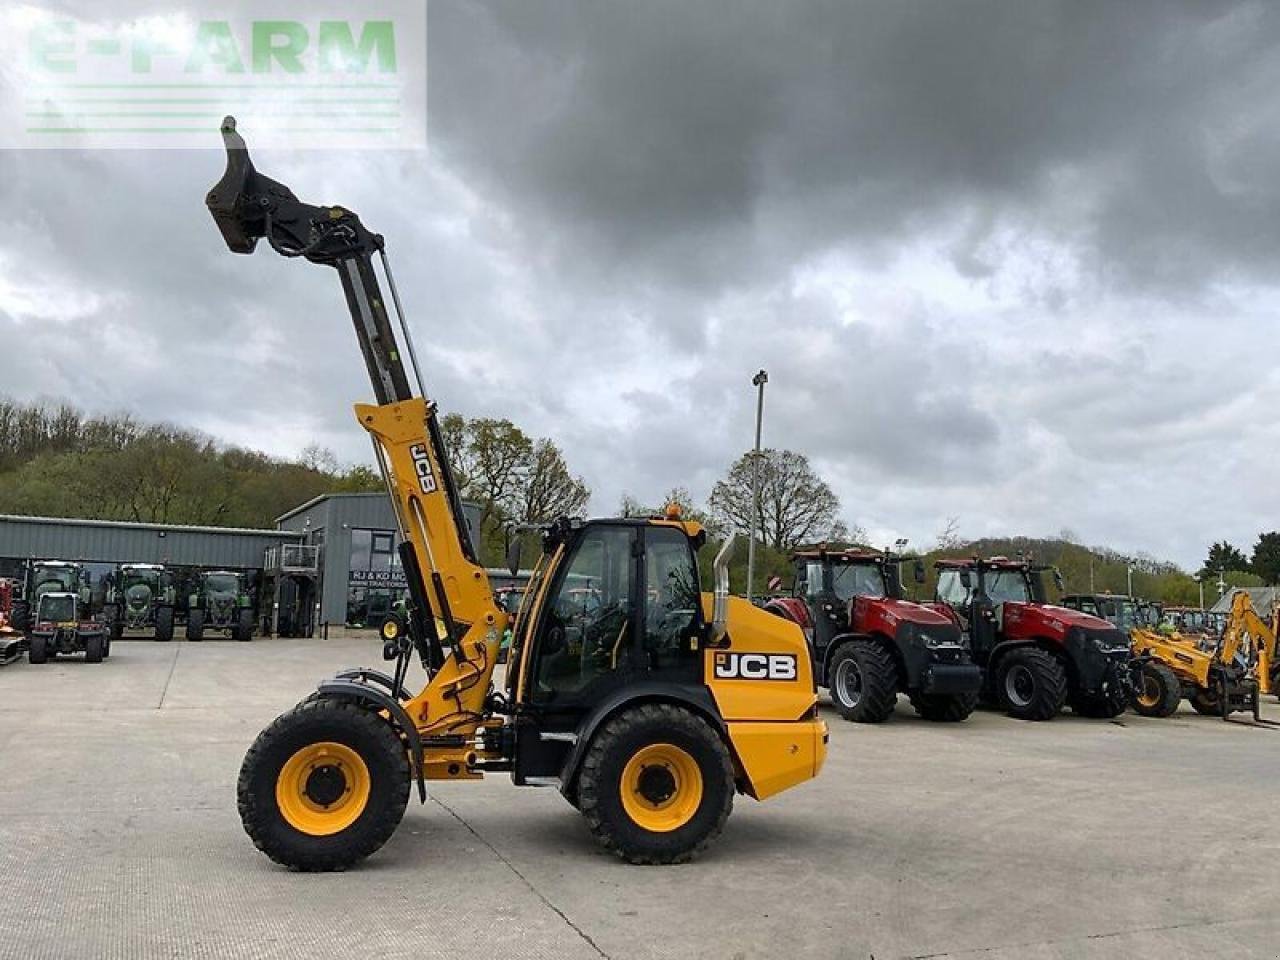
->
(934, 558), (1057, 657)
(504, 517), (708, 784)
(790, 549), (918, 651)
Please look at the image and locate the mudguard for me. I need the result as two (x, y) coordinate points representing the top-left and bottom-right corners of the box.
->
(316, 678), (426, 803)
(556, 681), (728, 799)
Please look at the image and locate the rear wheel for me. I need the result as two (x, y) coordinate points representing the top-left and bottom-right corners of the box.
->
(909, 690), (978, 722)
(187, 608), (204, 642)
(237, 697), (410, 871)
(28, 633), (48, 664)
(1190, 686), (1228, 716)
(996, 648), (1067, 721)
(84, 633), (104, 663)
(827, 640), (898, 723)
(10, 600), (29, 634)
(577, 703), (733, 864)
(154, 606), (174, 642)
(1130, 662), (1182, 718)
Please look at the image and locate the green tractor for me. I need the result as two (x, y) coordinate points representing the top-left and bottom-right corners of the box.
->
(105, 563), (176, 642)
(11, 560), (90, 635)
(187, 570), (254, 642)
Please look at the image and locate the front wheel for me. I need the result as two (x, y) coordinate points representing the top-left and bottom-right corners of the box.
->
(84, 632), (104, 663)
(154, 606), (174, 642)
(1130, 662), (1182, 718)
(909, 690), (978, 722)
(187, 608), (204, 642)
(996, 648), (1067, 721)
(577, 703), (733, 864)
(28, 633), (48, 664)
(235, 608), (254, 642)
(826, 640), (899, 723)
(237, 697), (411, 871)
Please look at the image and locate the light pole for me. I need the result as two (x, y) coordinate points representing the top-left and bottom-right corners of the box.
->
(1126, 563), (1134, 598)
(1193, 573), (1204, 612)
(746, 369), (768, 602)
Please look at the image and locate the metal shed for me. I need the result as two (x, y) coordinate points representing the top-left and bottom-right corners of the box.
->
(0, 514), (300, 570)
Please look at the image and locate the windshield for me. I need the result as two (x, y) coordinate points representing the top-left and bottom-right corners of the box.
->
(39, 595), (76, 622)
(205, 574), (239, 595)
(1098, 598), (1141, 630)
(985, 570), (1030, 604)
(830, 563), (886, 601)
(35, 568), (76, 593)
(124, 569), (159, 588)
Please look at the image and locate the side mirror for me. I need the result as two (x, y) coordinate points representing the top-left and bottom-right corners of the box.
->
(1053, 569), (1065, 592)
(959, 569), (971, 589)
(505, 531), (521, 577)
(913, 560), (926, 585)
(711, 534), (736, 645)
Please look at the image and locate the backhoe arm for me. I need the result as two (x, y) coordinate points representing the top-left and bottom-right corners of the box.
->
(206, 117), (502, 693)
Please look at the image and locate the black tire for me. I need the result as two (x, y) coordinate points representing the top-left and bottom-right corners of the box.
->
(110, 620), (124, 643)
(1069, 686), (1127, 718)
(577, 703), (733, 864)
(154, 606), (174, 642)
(1190, 687), (1227, 716)
(28, 633), (48, 664)
(909, 690), (978, 722)
(996, 648), (1067, 721)
(11, 600), (29, 635)
(1130, 662), (1182, 718)
(84, 632), (104, 664)
(103, 631), (111, 659)
(235, 608), (254, 642)
(187, 608), (204, 642)
(237, 697), (410, 872)
(826, 639), (899, 723)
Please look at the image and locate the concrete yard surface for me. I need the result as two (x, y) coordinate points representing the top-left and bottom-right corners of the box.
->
(1, 636), (1277, 960)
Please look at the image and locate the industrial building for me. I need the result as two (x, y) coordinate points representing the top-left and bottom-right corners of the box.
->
(0, 493), (485, 633)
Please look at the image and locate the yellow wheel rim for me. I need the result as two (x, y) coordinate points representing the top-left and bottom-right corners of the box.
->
(620, 743), (703, 833)
(1136, 673), (1161, 708)
(275, 741), (371, 836)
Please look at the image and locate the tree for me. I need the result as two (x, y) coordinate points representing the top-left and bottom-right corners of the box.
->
(1202, 541), (1249, 576)
(934, 516), (964, 551)
(516, 439), (590, 523)
(1252, 532), (1280, 585)
(708, 448), (842, 550)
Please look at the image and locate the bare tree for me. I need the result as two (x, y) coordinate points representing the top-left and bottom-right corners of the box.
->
(517, 439), (590, 522)
(934, 516), (963, 551)
(708, 449), (841, 550)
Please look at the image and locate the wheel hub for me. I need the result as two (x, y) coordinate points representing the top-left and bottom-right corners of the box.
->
(636, 763), (677, 806)
(304, 764), (347, 807)
(1006, 665), (1034, 707)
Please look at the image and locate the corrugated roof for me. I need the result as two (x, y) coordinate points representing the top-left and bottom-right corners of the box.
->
(0, 514), (297, 538)
(274, 492), (387, 524)
(1209, 586), (1279, 615)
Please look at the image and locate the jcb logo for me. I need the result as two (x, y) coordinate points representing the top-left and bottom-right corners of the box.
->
(713, 652), (798, 681)
(409, 443), (438, 495)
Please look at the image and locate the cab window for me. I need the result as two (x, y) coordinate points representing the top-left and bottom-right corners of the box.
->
(803, 562), (825, 598)
(643, 526), (700, 669)
(937, 570), (970, 607)
(533, 526), (635, 701)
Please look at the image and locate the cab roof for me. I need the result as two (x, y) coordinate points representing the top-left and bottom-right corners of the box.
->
(792, 547), (894, 564)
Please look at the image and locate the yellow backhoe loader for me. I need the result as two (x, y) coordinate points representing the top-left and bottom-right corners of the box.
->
(1129, 592), (1273, 723)
(206, 118), (826, 870)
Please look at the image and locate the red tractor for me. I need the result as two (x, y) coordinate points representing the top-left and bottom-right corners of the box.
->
(764, 549), (982, 722)
(929, 557), (1132, 720)
(0, 578), (24, 664)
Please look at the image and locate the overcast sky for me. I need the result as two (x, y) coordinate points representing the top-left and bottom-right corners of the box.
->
(2, 1), (1279, 570)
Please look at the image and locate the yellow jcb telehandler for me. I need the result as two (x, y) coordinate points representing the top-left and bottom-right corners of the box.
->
(205, 118), (827, 870)
(1128, 592), (1274, 723)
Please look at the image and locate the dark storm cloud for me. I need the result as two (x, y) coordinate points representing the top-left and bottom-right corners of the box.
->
(429, 0), (1280, 298)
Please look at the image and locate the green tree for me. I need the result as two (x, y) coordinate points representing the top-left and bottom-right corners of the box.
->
(1250, 532), (1280, 585)
(709, 449), (843, 551)
(1203, 541), (1249, 575)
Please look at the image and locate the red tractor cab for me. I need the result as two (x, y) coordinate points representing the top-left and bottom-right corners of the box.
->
(765, 548), (981, 723)
(27, 592), (109, 664)
(930, 557), (1133, 720)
